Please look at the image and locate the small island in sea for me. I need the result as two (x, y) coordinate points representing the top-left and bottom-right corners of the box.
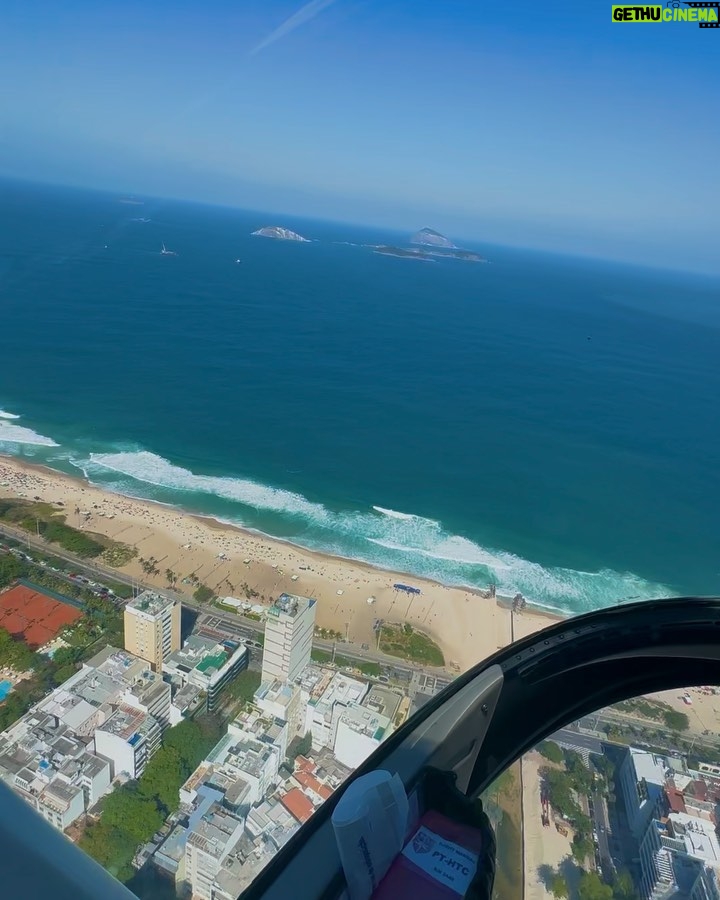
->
(410, 227), (457, 249)
(251, 226), (310, 242)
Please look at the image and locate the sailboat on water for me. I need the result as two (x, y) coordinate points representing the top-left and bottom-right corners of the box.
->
(160, 243), (177, 256)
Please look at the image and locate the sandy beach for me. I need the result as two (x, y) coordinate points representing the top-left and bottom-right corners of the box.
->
(0, 456), (558, 673)
(2, 453), (716, 730)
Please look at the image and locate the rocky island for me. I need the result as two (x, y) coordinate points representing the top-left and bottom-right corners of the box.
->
(410, 227), (457, 249)
(251, 226), (310, 242)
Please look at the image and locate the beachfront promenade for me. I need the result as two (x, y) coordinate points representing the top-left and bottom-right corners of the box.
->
(0, 520), (450, 680)
(0, 456), (539, 673)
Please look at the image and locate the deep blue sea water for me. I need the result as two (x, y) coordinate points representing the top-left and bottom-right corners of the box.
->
(1, 179), (719, 615)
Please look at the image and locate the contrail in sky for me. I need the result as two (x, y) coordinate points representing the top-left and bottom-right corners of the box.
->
(250, 0), (336, 55)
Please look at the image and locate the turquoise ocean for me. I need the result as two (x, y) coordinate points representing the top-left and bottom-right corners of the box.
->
(1, 179), (719, 616)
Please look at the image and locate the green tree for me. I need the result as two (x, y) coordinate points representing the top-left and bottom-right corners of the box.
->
(80, 716), (225, 881)
(289, 731), (313, 760)
(551, 873), (570, 899)
(564, 749), (593, 795)
(540, 767), (582, 821)
(572, 832), (595, 864)
(193, 583), (214, 603)
(538, 741), (564, 764)
(139, 746), (186, 814)
(102, 783), (163, 845)
(578, 872), (613, 900)
(162, 716), (223, 771)
(38, 518), (104, 557)
(0, 553), (25, 587)
(613, 870), (639, 900)
(0, 627), (35, 671)
(573, 812), (593, 839)
(52, 645), (83, 669)
(662, 709), (689, 732)
(52, 663), (78, 684)
(79, 821), (137, 882)
(227, 669), (261, 704)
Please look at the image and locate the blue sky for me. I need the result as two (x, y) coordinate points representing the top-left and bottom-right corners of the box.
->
(1, 0), (718, 272)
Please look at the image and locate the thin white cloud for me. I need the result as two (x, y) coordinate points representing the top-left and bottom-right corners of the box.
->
(250, 0), (336, 55)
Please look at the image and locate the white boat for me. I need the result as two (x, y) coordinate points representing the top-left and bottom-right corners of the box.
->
(160, 243), (177, 256)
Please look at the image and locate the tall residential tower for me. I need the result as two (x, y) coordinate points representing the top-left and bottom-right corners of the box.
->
(124, 590), (181, 671)
(261, 593), (316, 684)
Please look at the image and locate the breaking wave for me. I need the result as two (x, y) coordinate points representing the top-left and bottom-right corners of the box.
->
(72, 448), (671, 614)
(0, 419), (59, 446)
(85, 451), (325, 519)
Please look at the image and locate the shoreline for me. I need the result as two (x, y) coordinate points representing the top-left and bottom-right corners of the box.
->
(0, 454), (562, 672)
(1, 455), (568, 619)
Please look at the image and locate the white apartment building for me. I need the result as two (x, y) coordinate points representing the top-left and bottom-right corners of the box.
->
(184, 803), (244, 900)
(35, 780), (85, 831)
(304, 672), (368, 751)
(261, 593), (316, 684)
(333, 704), (393, 769)
(94, 704), (162, 779)
(254, 679), (305, 738)
(123, 669), (172, 730)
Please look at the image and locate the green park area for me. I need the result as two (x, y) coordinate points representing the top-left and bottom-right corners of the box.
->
(310, 647), (380, 678)
(613, 696), (689, 732)
(379, 622), (444, 667)
(0, 499), (136, 564)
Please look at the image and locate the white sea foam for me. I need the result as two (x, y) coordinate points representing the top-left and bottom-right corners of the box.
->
(86, 451), (326, 518)
(72, 448), (672, 613)
(0, 421), (59, 446)
(368, 537), (511, 570)
(373, 505), (430, 522)
(0, 410), (21, 420)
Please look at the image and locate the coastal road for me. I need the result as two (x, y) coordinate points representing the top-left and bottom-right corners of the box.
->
(551, 727), (602, 755)
(591, 789), (614, 880)
(583, 708), (720, 755)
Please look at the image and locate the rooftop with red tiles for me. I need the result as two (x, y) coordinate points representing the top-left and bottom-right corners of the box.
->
(0, 583), (83, 649)
(294, 755), (316, 774)
(280, 787), (315, 824)
(666, 786), (687, 815)
(295, 770), (332, 801)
